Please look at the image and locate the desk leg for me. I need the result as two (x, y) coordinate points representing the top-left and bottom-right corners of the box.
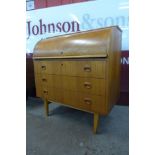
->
(44, 99), (49, 116)
(93, 113), (99, 134)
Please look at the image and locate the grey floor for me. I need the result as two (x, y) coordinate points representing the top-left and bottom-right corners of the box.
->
(26, 97), (129, 155)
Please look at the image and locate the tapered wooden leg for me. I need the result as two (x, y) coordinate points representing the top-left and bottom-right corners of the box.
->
(44, 99), (49, 116)
(93, 113), (99, 134)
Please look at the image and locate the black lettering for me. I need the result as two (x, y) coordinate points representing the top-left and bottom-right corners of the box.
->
(39, 19), (46, 34)
(27, 21), (31, 38)
(56, 22), (62, 32)
(48, 23), (55, 33)
(32, 25), (39, 35)
(62, 22), (70, 32)
(71, 21), (80, 32)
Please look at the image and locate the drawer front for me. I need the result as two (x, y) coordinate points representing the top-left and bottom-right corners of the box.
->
(63, 91), (91, 111)
(58, 60), (106, 78)
(43, 75), (105, 96)
(63, 91), (106, 114)
(62, 76), (105, 95)
(47, 88), (106, 114)
(34, 60), (63, 74)
(72, 60), (106, 78)
(34, 60), (106, 78)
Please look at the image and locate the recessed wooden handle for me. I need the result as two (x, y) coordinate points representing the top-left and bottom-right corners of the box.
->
(41, 65), (46, 70)
(83, 65), (91, 72)
(43, 90), (48, 94)
(42, 78), (47, 82)
(84, 98), (92, 105)
(84, 82), (91, 89)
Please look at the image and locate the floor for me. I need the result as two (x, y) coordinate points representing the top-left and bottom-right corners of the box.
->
(26, 97), (129, 155)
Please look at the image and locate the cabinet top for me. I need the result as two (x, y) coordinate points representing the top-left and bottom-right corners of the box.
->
(33, 26), (121, 59)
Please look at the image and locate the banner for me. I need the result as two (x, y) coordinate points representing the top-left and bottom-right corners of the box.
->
(26, 0), (129, 53)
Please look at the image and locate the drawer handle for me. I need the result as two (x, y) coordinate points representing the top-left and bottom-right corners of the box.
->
(41, 65), (46, 70)
(84, 98), (92, 105)
(83, 65), (91, 72)
(42, 78), (47, 82)
(84, 82), (91, 89)
(43, 90), (48, 94)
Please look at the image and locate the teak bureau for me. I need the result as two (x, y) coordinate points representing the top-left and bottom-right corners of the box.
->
(33, 26), (122, 133)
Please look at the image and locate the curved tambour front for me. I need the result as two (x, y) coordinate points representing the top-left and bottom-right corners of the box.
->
(33, 28), (111, 59)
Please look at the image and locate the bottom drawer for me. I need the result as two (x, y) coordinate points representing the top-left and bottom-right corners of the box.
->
(47, 89), (107, 114)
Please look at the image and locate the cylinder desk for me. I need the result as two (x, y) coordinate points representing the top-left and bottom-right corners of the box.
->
(33, 26), (122, 133)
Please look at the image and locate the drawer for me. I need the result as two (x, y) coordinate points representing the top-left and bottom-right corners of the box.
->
(63, 91), (91, 111)
(44, 75), (105, 96)
(79, 93), (106, 114)
(62, 76), (105, 95)
(61, 60), (106, 78)
(63, 91), (106, 114)
(44, 87), (106, 114)
(34, 60), (63, 74)
(77, 77), (105, 95)
(70, 60), (106, 78)
(34, 60), (106, 78)
(47, 88), (106, 113)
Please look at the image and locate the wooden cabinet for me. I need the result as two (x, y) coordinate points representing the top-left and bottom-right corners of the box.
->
(33, 26), (122, 133)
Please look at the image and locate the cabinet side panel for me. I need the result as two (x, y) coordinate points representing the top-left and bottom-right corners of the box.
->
(106, 28), (122, 114)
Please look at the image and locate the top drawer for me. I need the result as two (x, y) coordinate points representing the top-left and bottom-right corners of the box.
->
(34, 59), (106, 78)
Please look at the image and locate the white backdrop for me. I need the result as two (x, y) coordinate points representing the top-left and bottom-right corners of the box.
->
(26, 0), (129, 53)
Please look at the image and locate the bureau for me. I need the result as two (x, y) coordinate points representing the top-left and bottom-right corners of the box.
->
(33, 26), (122, 133)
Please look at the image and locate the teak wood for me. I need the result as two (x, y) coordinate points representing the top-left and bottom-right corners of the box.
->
(33, 26), (122, 133)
